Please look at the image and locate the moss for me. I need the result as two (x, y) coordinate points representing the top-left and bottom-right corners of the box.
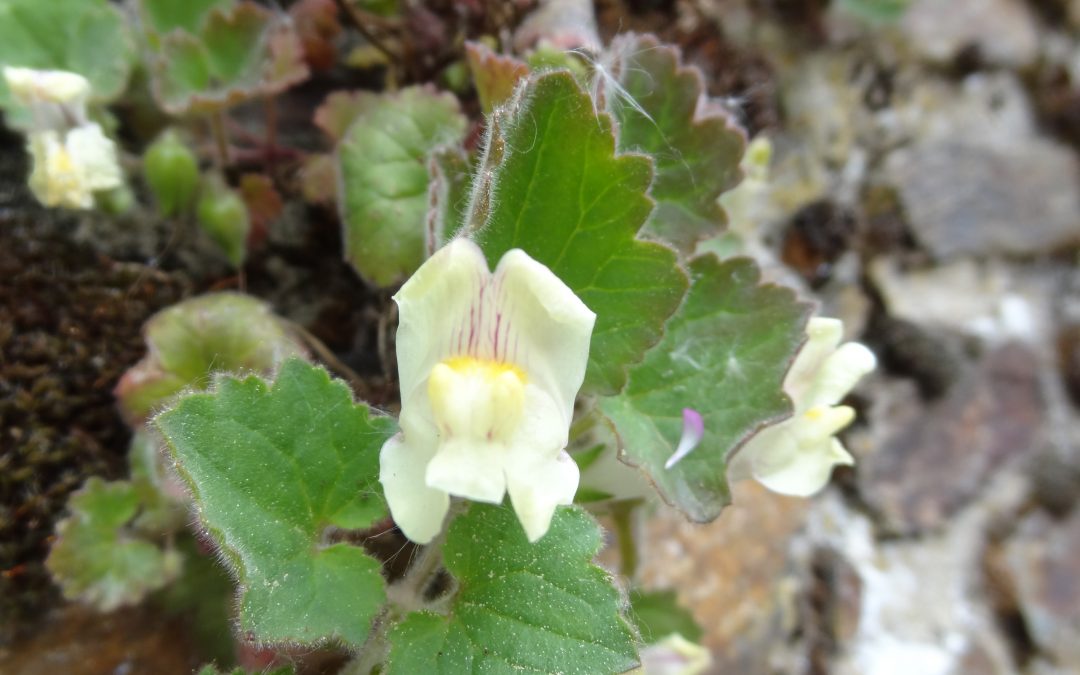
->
(0, 219), (188, 640)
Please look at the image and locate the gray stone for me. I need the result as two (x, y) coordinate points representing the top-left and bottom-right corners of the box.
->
(902, 0), (1040, 68)
(860, 344), (1044, 535)
(888, 138), (1080, 258)
(1005, 509), (1080, 669)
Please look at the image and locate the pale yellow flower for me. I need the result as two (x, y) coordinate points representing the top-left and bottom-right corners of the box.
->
(728, 317), (876, 496)
(28, 125), (122, 209)
(380, 239), (595, 543)
(3, 66), (123, 209)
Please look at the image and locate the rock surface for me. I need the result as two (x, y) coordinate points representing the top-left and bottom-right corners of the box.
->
(859, 344), (1044, 534)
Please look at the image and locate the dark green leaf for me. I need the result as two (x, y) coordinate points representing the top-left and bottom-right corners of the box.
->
(387, 504), (639, 674)
(466, 71), (688, 394)
(608, 34), (746, 253)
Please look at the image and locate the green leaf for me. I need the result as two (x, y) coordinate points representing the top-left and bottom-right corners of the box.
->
(155, 359), (396, 647)
(46, 478), (182, 611)
(147, 1), (309, 114)
(629, 589), (702, 644)
(386, 504), (638, 674)
(196, 174), (251, 266)
(313, 90), (379, 142)
(140, 0), (231, 35)
(0, 0), (134, 115)
(466, 71), (688, 394)
(337, 86), (467, 286)
(599, 255), (810, 521)
(115, 292), (307, 424)
(607, 34), (746, 253)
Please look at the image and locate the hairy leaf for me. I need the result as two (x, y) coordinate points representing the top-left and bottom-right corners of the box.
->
(599, 256), (810, 520)
(115, 292), (307, 424)
(467, 71), (688, 394)
(607, 34), (746, 253)
(337, 86), (467, 286)
(387, 504), (638, 674)
(156, 359), (396, 647)
(46, 478), (181, 611)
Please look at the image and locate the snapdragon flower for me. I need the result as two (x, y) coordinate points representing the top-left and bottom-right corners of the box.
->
(3, 66), (122, 209)
(726, 318), (876, 496)
(380, 239), (596, 543)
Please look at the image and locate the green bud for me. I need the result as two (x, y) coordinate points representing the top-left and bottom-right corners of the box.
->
(144, 130), (199, 217)
(196, 174), (250, 267)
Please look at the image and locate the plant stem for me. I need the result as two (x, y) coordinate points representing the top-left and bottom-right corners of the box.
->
(348, 505), (463, 674)
(611, 501), (641, 580)
(209, 109), (231, 168)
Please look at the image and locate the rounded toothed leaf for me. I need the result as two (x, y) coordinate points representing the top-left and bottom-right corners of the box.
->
(599, 255), (811, 521)
(155, 359), (396, 648)
(386, 504), (639, 674)
(466, 71), (689, 395)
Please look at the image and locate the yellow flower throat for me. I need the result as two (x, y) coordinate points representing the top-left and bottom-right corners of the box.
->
(427, 357), (526, 444)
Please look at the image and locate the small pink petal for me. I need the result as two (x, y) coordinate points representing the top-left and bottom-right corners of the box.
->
(665, 408), (704, 469)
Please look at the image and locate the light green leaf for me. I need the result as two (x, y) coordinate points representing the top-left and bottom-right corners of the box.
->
(0, 0), (134, 114)
(46, 478), (181, 611)
(337, 86), (467, 286)
(607, 34), (746, 253)
(114, 292), (307, 424)
(140, 0), (231, 35)
(599, 255), (810, 521)
(155, 359), (396, 647)
(146, 1), (309, 114)
(466, 71), (688, 394)
(629, 589), (703, 644)
(386, 504), (638, 674)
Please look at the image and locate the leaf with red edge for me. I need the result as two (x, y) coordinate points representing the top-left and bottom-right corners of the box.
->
(465, 41), (529, 114)
(313, 90), (379, 143)
(146, 1), (309, 114)
(289, 0), (341, 72)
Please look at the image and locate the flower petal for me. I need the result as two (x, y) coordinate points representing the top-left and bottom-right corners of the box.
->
(505, 450), (580, 542)
(785, 317), (843, 404)
(425, 437), (507, 504)
(393, 238), (490, 405)
(3, 66), (89, 105)
(803, 342), (877, 408)
(67, 123), (122, 191)
(493, 249), (596, 428)
(751, 434), (854, 497)
(664, 408), (704, 469)
(379, 412), (450, 544)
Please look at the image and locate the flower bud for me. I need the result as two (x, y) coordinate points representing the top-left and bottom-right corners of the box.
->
(196, 175), (250, 267)
(144, 130), (199, 217)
